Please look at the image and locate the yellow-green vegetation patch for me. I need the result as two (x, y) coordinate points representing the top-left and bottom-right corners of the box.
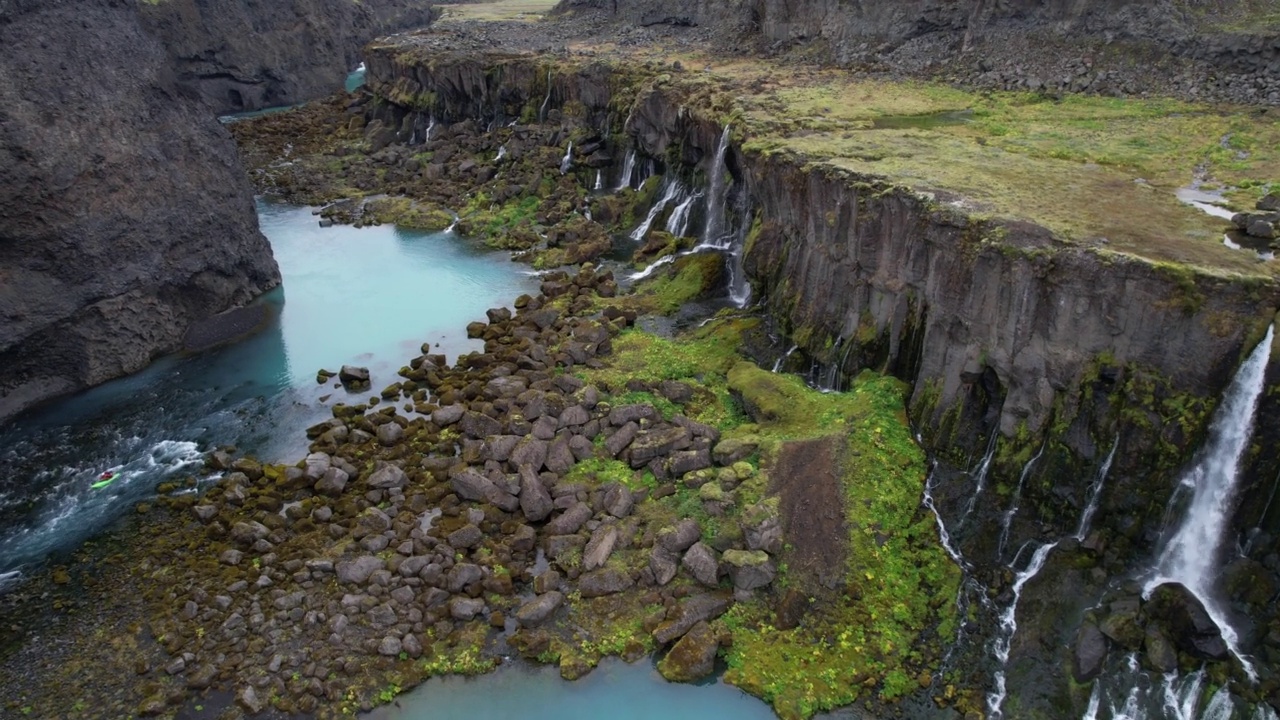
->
(363, 197), (454, 231)
(577, 316), (757, 430)
(629, 252), (725, 314)
(719, 364), (961, 719)
(727, 71), (1280, 276)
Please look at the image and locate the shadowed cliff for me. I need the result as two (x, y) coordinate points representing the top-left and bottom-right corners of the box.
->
(0, 0), (281, 422)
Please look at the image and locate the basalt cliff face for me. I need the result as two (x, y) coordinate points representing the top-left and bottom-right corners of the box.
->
(364, 44), (1280, 712)
(137, 0), (440, 115)
(0, 0), (280, 422)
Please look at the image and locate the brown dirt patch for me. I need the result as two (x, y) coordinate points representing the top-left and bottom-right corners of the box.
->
(770, 435), (847, 595)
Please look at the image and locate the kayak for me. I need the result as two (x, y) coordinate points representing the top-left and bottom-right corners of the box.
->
(91, 473), (120, 489)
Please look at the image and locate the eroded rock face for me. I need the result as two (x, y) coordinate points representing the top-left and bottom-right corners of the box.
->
(0, 0), (281, 423)
(138, 0), (440, 114)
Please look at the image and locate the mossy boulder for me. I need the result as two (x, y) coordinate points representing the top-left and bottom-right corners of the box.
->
(657, 620), (719, 682)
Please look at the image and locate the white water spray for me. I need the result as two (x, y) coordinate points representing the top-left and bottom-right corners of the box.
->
(701, 125), (732, 248)
(630, 179), (683, 242)
(594, 170), (603, 191)
(627, 254), (675, 282)
(1076, 437), (1119, 541)
(496, 145), (507, 162)
(962, 432), (999, 523)
(559, 142), (573, 175)
(1144, 325), (1273, 681)
(988, 540), (1059, 719)
(616, 150), (636, 191)
(772, 345), (799, 373)
(425, 115), (436, 142)
(538, 70), (553, 123)
(665, 192), (700, 238)
(998, 443), (1046, 559)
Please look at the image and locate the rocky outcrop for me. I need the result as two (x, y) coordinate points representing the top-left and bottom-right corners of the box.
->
(138, 0), (440, 115)
(0, 0), (280, 422)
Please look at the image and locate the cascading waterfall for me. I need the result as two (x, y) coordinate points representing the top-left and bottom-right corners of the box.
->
(559, 142), (573, 176)
(594, 170), (603, 191)
(626, 254), (675, 282)
(665, 192), (700, 238)
(425, 115), (436, 142)
(997, 442), (1046, 559)
(615, 150), (636, 191)
(771, 345), (799, 373)
(537, 70), (553, 123)
(1144, 324), (1273, 681)
(988, 539), (1060, 719)
(700, 125), (733, 249)
(1076, 437), (1119, 540)
(629, 179), (683, 242)
(961, 432), (1000, 523)
(495, 145), (507, 162)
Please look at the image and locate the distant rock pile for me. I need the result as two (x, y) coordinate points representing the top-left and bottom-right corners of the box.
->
(1233, 192), (1279, 241)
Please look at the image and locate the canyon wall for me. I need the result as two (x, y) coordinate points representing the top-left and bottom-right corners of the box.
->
(138, 0), (440, 115)
(0, 0), (281, 422)
(364, 43), (1280, 537)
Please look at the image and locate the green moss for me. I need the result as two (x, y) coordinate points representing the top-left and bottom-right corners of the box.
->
(720, 366), (961, 718)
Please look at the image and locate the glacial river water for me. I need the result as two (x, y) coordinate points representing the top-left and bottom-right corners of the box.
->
(0, 200), (773, 719)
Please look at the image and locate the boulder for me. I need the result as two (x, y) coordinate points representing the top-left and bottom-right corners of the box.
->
(518, 465), (554, 522)
(545, 502), (592, 535)
(451, 469), (496, 502)
(682, 542), (720, 586)
(303, 452), (331, 480)
(449, 596), (485, 621)
(432, 404), (465, 426)
(237, 685), (267, 715)
(510, 438), (549, 471)
(604, 421), (639, 457)
(629, 426), (691, 467)
(336, 556), (384, 585)
(657, 519), (701, 553)
(712, 437), (758, 465)
(447, 563), (484, 593)
(460, 411), (503, 438)
(1144, 625), (1177, 673)
(447, 524), (483, 549)
(579, 568), (634, 598)
(722, 549), (775, 590)
(653, 593), (732, 644)
(338, 365), (370, 386)
(366, 464), (407, 490)
(315, 467), (349, 496)
(516, 591), (565, 627)
(602, 483), (634, 518)
(583, 525), (618, 571)
(657, 620), (719, 682)
(1072, 620), (1108, 682)
(230, 521), (269, 546)
(651, 545), (680, 586)
(1145, 582), (1229, 660)
(376, 422), (404, 446)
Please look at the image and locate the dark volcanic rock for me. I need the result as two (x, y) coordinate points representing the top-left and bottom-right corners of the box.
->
(1145, 582), (1229, 660)
(138, 0), (440, 114)
(0, 0), (280, 422)
(657, 620), (719, 682)
(1072, 620), (1108, 682)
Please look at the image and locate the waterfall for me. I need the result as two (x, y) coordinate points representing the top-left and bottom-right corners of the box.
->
(998, 443), (1046, 559)
(988, 540), (1059, 719)
(630, 179), (683, 242)
(594, 170), (603, 191)
(665, 192), (700, 237)
(626, 254), (675, 282)
(1076, 437), (1119, 540)
(425, 115), (436, 142)
(1144, 325), (1273, 680)
(922, 463), (970, 570)
(559, 142), (573, 175)
(616, 150), (636, 191)
(724, 194), (753, 308)
(538, 70), (553, 123)
(495, 145), (507, 162)
(701, 125), (733, 249)
(961, 432), (1000, 523)
(771, 345), (799, 373)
